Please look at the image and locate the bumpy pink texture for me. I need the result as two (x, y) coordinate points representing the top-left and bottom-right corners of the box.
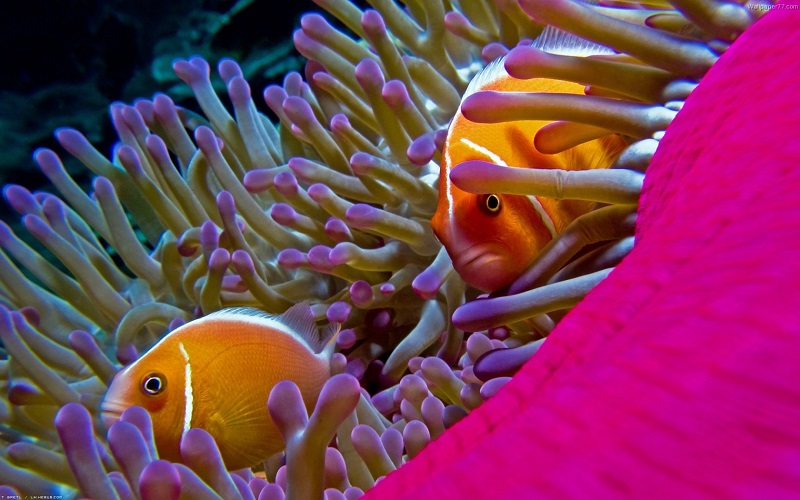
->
(369, 6), (800, 498)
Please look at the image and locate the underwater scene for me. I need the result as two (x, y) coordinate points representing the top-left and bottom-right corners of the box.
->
(1, 0), (800, 498)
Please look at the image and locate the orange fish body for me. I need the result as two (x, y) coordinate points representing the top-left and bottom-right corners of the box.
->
(431, 44), (626, 292)
(101, 303), (336, 470)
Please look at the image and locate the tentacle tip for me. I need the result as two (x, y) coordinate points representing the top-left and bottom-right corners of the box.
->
(407, 134), (437, 166)
(273, 171), (299, 194)
(243, 169), (274, 193)
(382, 80), (410, 109)
(282, 96), (316, 126)
(355, 59), (385, 90)
(482, 43), (509, 64)
(227, 76), (252, 107)
(271, 203), (298, 225)
(345, 204), (378, 227)
(349, 152), (374, 175)
(361, 9), (387, 38)
(277, 248), (308, 269)
(411, 272), (442, 300)
(218, 58), (244, 83)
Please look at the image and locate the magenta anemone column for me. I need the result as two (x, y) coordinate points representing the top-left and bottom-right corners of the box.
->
(368, 6), (800, 498)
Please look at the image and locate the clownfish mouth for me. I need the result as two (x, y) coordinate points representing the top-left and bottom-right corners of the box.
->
(450, 243), (512, 292)
(454, 244), (503, 272)
(100, 400), (127, 429)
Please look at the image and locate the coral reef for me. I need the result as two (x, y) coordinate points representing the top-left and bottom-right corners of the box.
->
(0, 0), (771, 497)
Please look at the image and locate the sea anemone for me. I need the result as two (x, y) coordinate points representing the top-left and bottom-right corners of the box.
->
(0, 0), (787, 497)
(368, 4), (800, 496)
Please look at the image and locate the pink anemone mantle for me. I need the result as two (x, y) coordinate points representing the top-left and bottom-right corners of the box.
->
(369, 5), (800, 498)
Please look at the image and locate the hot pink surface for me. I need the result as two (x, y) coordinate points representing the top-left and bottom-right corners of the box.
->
(368, 6), (800, 498)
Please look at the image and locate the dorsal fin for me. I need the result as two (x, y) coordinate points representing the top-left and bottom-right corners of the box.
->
(462, 55), (508, 101)
(272, 302), (319, 345)
(461, 27), (613, 102)
(531, 25), (615, 57)
(207, 302), (337, 355)
(319, 322), (341, 359)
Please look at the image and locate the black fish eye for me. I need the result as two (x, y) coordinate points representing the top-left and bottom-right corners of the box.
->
(481, 194), (501, 214)
(141, 373), (166, 396)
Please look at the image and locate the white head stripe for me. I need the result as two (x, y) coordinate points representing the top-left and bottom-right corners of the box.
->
(444, 128), (456, 220)
(178, 342), (194, 435)
(178, 342), (189, 362)
(444, 134), (557, 241)
(526, 195), (558, 238)
(447, 53), (509, 224)
(460, 138), (507, 167)
(454, 137), (508, 221)
(446, 136), (510, 222)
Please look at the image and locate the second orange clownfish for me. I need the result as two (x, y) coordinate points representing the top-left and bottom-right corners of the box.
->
(431, 30), (627, 292)
(101, 303), (338, 470)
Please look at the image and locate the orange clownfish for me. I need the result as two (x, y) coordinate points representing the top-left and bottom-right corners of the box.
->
(101, 303), (338, 470)
(431, 31), (627, 292)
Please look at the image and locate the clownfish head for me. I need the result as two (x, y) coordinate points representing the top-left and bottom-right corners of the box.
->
(101, 338), (188, 462)
(431, 175), (554, 292)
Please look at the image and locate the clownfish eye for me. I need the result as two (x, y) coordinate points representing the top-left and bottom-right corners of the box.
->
(141, 373), (166, 396)
(480, 194), (501, 214)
